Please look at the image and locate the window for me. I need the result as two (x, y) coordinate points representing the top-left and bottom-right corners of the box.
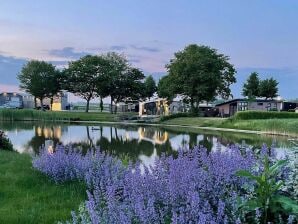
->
(238, 102), (248, 111)
(257, 102), (263, 106)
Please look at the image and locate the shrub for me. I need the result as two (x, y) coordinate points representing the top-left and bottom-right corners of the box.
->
(33, 145), (297, 224)
(233, 111), (298, 120)
(0, 131), (13, 151)
(159, 113), (194, 122)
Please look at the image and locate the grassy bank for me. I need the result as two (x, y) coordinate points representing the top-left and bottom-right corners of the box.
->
(161, 117), (298, 135)
(0, 109), (121, 122)
(222, 118), (298, 134)
(0, 150), (86, 224)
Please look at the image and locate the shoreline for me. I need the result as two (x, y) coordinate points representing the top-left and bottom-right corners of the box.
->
(3, 118), (296, 138)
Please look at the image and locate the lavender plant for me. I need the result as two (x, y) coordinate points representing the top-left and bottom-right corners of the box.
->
(33, 144), (296, 224)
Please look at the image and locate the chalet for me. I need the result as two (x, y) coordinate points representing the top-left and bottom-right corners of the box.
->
(0, 92), (68, 111)
(216, 99), (283, 117)
(139, 98), (217, 117)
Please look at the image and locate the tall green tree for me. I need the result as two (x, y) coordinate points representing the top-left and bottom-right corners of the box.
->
(242, 72), (260, 99)
(165, 44), (236, 113)
(259, 78), (279, 99)
(63, 55), (110, 112)
(46, 70), (63, 110)
(18, 60), (56, 108)
(157, 75), (175, 100)
(104, 52), (145, 113)
(143, 75), (157, 99)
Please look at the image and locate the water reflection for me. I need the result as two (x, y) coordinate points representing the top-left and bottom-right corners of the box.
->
(2, 122), (295, 166)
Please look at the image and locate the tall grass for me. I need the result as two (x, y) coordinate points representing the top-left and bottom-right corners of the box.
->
(233, 110), (298, 120)
(0, 109), (117, 122)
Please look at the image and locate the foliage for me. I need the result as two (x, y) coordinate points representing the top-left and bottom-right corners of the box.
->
(18, 60), (58, 107)
(259, 78), (279, 99)
(157, 75), (176, 100)
(34, 144), (288, 223)
(236, 148), (298, 223)
(233, 111), (298, 120)
(142, 75), (157, 99)
(46, 69), (64, 110)
(103, 52), (145, 113)
(159, 112), (194, 122)
(0, 130), (13, 151)
(242, 72), (260, 99)
(63, 55), (110, 112)
(165, 44), (236, 112)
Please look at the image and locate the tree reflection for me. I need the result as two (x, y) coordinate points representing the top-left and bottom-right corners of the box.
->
(26, 125), (62, 153)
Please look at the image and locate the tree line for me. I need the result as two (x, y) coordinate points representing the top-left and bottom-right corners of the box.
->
(18, 44), (279, 114)
(242, 72), (279, 100)
(18, 52), (157, 112)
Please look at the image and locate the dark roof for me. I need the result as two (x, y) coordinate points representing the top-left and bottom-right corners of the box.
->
(0, 92), (23, 97)
(215, 98), (282, 107)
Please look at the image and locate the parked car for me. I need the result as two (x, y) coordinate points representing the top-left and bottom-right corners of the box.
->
(36, 105), (50, 110)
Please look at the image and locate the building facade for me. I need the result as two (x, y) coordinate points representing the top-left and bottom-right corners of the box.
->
(216, 99), (283, 117)
(0, 92), (23, 108)
(0, 92), (68, 111)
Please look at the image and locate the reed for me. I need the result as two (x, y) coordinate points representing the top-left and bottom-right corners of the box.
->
(0, 109), (117, 122)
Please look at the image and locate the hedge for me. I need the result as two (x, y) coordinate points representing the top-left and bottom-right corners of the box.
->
(233, 110), (298, 120)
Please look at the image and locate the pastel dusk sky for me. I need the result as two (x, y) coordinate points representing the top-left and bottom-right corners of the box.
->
(1, 0), (298, 100)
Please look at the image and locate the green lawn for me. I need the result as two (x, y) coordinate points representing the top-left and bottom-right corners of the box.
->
(0, 150), (86, 224)
(222, 118), (298, 134)
(161, 117), (298, 135)
(0, 109), (137, 122)
(162, 117), (225, 127)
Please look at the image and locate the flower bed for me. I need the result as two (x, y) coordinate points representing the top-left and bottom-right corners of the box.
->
(33, 145), (297, 223)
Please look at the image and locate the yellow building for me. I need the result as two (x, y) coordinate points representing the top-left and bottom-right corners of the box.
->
(139, 98), (169, 116)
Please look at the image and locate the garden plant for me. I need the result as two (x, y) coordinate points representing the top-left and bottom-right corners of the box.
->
(33, 144), (297, 224)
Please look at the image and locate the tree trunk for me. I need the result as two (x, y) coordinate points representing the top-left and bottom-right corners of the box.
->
(34, 97), (37, 109)
(100, 97), (103, 112)
(40, 97), (44, 110)
(114, 101), (118, 114)
(110, 97), (113, 114)
(50, 97), (54, 111)
(85, 98), (90, 113)
(190, 97), (195, 114)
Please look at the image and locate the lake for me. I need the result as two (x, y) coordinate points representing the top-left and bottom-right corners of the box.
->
(1, 122), (296, 166)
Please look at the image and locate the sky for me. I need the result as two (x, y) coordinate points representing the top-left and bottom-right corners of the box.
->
(1, 0), (298, 101)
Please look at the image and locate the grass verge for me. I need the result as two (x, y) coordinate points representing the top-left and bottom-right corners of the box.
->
(0, 150), (86, 224)
(161, 117), (298, 135)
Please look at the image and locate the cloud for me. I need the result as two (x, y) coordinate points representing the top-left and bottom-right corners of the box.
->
(127, 54), (142, 63)
(47, 47), (88, 59)
(0, 55), (27, 86)
(0, 84), (19, 93)
(130, 45), (161, 52)
(109, 45), (127, 51)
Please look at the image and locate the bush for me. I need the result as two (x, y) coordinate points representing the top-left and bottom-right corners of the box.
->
(233, 111), (298, 120)
(0, 131), (13, 151)
(33, 144), (297, 223)
(159, 113), (195, 122)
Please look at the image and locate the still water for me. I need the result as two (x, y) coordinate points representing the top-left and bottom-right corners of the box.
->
(1, 122), (295, 165)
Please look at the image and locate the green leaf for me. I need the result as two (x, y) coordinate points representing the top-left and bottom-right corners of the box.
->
(236, 170), (262, 184)
(272, 180), (284, 192)
(273, 195), (298, 214)
(242, 199), (262, 212)
(269, 159), (287, 175)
